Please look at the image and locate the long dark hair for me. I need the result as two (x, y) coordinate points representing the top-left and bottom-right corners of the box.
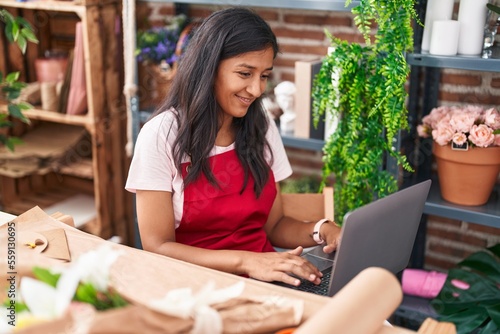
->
(153, 7), (280, 197)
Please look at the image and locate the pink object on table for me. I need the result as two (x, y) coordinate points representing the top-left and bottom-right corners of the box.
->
(402, 268), (447, 298)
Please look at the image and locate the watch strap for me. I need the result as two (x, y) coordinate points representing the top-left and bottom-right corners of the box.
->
(313, 218), (329, 244)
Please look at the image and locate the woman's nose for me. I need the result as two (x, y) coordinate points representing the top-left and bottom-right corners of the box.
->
(247, 77), (265, 97)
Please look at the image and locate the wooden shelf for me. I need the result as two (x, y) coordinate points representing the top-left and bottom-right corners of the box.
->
(3, 185), (79, 215)
(0, 103), (91, 127)
(58, 158), (94, 179)
(0, 0), (132, 243)
(0, 0), (118, 11)
(23, 108), (90, 127)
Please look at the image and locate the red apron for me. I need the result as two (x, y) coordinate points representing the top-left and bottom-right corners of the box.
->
(176, 149), (276, 252)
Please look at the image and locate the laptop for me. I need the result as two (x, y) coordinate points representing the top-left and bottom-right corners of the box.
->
(276, 179), (431, 297)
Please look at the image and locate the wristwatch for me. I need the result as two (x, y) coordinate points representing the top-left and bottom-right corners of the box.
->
(313, 218), (330, 244)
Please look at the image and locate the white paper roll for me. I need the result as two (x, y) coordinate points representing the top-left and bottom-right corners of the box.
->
(457, 0), (489, 55)
(421, 0), (455, 52)
(429, 20), (460, 56)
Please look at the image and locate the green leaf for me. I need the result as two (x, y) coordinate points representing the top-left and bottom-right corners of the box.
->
(8, 103), (30, 123)
(457, 251), (500, 281)
(5, 72), (20, 83)
(0, 9), (15, 24)
(487, 4), (500, 15)
(16, 34), (27, 54)
(17, 101), (33, 111)
(0, 135), (20, 152)
(479, 319), (500, 334)
(4, 21), (14, 43)
(489, 244), (500, 259)
(21, 27), (38, 43)
(74, 282), (98, 304)
(487, 304), (500, 329)
(10, 21), (19, 41)
(32, 267), (61, 288)
(439, 306), (489, 334)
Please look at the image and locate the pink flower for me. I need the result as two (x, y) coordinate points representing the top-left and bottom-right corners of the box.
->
(417, 124), (431, 138)
(452, 132), (467, 146)
(483, 108), (500, 130)
(494, 134), (500, 146)
(419, 104), (500, 148)
(432, 126), (454, 146)
(469, 124), (495, 147)
(428, 107), (450, 128)
(449, 111), (476, 133)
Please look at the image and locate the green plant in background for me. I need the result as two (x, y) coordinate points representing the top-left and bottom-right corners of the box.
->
(312, 0), (417, 225)
(431, 244), (500, 334)
(487, 3), (500, 15)
(0, 9), (38, 151)
(281, 176), (322, 194)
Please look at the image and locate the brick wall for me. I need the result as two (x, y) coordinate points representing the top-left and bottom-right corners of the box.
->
(136, 2), (500, 272)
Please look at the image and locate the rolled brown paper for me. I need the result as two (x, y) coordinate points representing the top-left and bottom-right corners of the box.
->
(41, 82), (59, 111)
(294, 267), (403, 334)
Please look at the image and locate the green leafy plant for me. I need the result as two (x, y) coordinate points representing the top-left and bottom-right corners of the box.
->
(312, 0), (417, 225)
(431, 244), (500, 334)
(281, 176), (322, 194)
(0, 9), (38, 151)
(487, 3), (500, 15)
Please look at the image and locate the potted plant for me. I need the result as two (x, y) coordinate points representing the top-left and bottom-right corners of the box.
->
(312, 0), (417, 224)
(417, 105), (500, 206)
(135, 14), (189, 109)
(0, 9), (38, 151)
(431, 243), (500, 334)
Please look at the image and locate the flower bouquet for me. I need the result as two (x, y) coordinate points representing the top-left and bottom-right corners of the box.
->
(418, 105), (500, 206)
(135, 14), (188, 67)
(135, 14), (190, 109)
(418, 105), (500, 149)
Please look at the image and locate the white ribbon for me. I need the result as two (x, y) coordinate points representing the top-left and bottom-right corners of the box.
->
(149, 280), (245, 334)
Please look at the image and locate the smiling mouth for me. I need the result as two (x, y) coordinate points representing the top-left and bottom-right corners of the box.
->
(236, 95), (253, 105)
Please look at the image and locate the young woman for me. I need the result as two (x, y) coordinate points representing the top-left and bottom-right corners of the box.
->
(126, 7), (341, 287)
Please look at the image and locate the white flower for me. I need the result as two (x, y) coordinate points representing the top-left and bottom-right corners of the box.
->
(20, 277), (72, 319)
(15, 244), (123, 326)
(58, 244), (123, 292)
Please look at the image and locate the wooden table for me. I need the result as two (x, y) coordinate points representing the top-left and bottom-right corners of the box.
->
(1, 207), (454, 333)
(0, 207), (328, 327)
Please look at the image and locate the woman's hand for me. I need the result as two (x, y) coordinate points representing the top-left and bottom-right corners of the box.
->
(319, 220), (342, 254)
(240, 246), (323, 286)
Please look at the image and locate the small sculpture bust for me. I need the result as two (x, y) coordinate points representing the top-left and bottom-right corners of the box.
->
(274, 81), (297, 135)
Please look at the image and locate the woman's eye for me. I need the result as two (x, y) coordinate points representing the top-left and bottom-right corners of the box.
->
(238, 72), (251, 77)
(261, 74), (270, 79)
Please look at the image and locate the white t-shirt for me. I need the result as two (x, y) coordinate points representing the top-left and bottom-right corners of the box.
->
(125, 111), (292, 228)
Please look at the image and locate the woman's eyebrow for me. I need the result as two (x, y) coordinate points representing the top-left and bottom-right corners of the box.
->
(236, 63), (274, 71)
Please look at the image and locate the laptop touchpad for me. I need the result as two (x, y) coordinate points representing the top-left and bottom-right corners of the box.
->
(302, 249), (336, 272)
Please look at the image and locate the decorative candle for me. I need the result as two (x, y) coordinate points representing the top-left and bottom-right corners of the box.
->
(429, 20), (460, 56)
(457, 0), (489, 55)
(421, 0), (455, 52)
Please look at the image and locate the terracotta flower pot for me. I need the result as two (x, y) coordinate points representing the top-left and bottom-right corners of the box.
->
(433, 142), (500, 206)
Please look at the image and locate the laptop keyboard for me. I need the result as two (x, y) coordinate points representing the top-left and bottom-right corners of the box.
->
(280, 269), (331, 296)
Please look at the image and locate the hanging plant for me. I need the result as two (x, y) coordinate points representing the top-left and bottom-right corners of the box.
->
(312, 0), (417, 225)
(0, 9), (38, 151)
